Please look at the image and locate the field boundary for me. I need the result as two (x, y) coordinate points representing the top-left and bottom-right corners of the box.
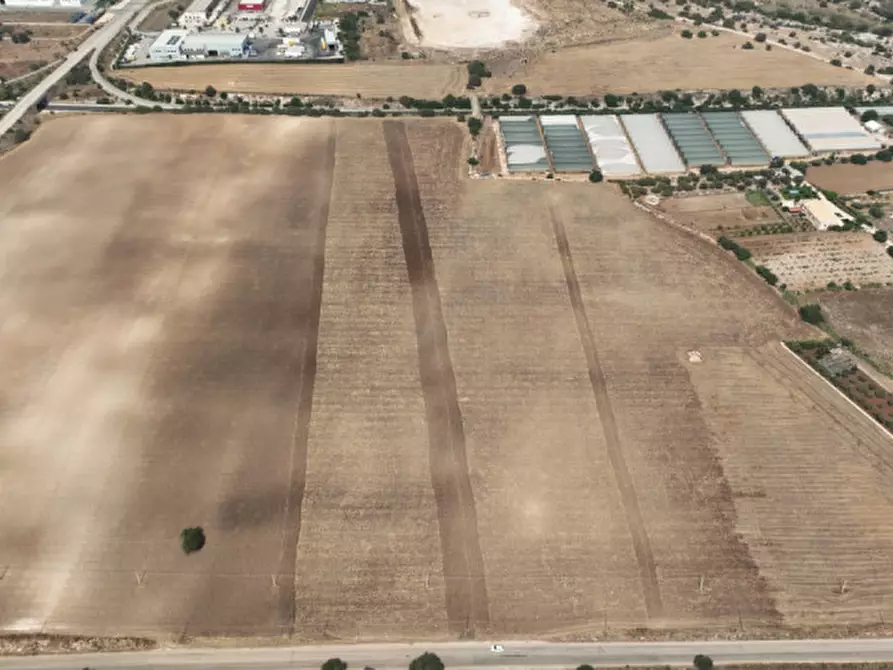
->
(275, 122), (338, 635)
(383, 119), (490, 635)
(548, 205), (664, 620)
(780, 341), (893, 444)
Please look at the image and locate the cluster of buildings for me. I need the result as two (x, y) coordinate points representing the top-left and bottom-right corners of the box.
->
(148, 28), (249, 61)
(499, 106), (890, 176)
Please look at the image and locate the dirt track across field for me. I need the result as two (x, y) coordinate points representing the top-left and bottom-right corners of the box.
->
(548, 207), (663, 620)
(383, 120), (490, 635)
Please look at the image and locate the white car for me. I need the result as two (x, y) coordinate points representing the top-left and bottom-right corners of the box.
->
(490, 644), (505, 654)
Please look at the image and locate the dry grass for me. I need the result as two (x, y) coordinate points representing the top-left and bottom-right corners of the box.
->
(818, 288), (893, 374)
(119, 62), (465, 99)
(4, 115), (893, 641)
(659, 193), (781, 234)
(808, 162), (893, 195)
(739, 231), (893, 290)
(0, 26), (88, 80)
(485, 32), (874, 95)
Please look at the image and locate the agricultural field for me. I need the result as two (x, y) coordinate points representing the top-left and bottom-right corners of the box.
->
(0, 22), (89, 81)
(3, 114), (893, 641)
(807, 162), (893, 195)
(118, 62), (465, 99)
(485, 32), (874, 95)
(658, 192), (784, 235)
(738, 231), (893, 290)
(818, 288), (893, 374)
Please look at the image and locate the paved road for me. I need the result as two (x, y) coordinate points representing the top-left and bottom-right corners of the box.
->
(0, 0), (153, 137)
(5, 639), (893, 669)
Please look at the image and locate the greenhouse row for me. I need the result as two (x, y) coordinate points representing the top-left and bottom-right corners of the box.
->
(496, 107), (886, 175)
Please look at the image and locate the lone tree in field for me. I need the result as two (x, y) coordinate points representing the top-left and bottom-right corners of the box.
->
(322, 659), (348, 670)
(409, 652), (444, 670)
(693, 654), (714, 670)
(180, 526), (206, 554)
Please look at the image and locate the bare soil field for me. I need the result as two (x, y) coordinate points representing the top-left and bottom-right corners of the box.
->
(818, 288), (893, 374)
(0, 10), (75, 22)
(807, 162), (893, 195)
(4, 115), (893, 641)
(659, 193), (781, 234)
(119, 62), (465, 99)
(738, 231), (893, 290)
(0, 114), (336, 636)
(485, 32), (874, 95)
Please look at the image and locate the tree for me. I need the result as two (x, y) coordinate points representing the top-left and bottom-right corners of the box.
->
(754, 31), (767, 42)
(467, 74), (482, 89)
(577, 666), (596, 670)
(322, 659), (347, 670)
(752, 85), (763, 98)
(467, 60), (490, 78)
(681, 29), (693, 38)
(862, 109), (880, 122)
(874, 229), (889, 242)
(205, 85), (217, 97)
(467, 156), (479, 166)
(511, 83), (527, 96)
(409, 653), (444, 670)
(830, 58), (842, 66)
(799, 303), (824, 325)
(870, 205), (885, 219)
(851, 153), (869, 165)
(180, 527), (206, 554)
(589, 169), (603, 183)
(693, 655), (714, 670)
(742, 41), (754, 49)
(603, 93), (620, 107)
(467, 117), (483, 137)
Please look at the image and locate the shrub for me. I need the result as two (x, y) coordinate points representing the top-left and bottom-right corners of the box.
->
(322, 660), (347, 670)
(830, 58), (842, 66)
(681, 29), (693, 38)
(870, 205), (885, 219)
(799, 303), (824, 324)
(205, 85), (217, 97)
(742, 41), (755, 49)
(467, 156), (479, 166)
(756, 265), (779, 285)
(180, 527), (206, 554)
(755, 32), (767, 42)
(511, 83), (527, 95)
(874, 229), (889, 242)
(409, 653), (444, 670)
(588, 169), (603, 183)
(694, 655), (714, 670)
(851, 153), (868, 165)
(734, 246), (751, 261)
(467, 117), (483, 136)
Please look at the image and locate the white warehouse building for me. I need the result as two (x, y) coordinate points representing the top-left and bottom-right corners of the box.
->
(149, 29), (190, 61)
(181, 32), (247, 58)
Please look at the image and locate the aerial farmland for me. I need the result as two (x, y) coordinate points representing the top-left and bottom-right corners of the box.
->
(2, 114), (893, 643)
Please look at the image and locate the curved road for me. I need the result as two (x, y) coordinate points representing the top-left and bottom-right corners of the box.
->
(4, 639), (893, 669)
(0, 0), (155, 138)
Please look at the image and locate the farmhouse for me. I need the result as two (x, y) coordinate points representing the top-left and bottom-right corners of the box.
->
(803, 198), (855, 230)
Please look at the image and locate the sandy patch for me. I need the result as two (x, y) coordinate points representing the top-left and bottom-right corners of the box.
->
(406, 0), (536, 49)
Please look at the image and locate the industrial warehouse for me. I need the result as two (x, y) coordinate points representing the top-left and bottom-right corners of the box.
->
(497, 106), (891, 175)
(122, 0), (344, 65)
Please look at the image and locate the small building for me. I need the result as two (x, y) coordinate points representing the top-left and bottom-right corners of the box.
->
(181, 32), (248, 58)
(149, 29), (189, 61)
(179, 0), (224, 27)
(802, 198), (855, 231)
(237, 0), (265, 10)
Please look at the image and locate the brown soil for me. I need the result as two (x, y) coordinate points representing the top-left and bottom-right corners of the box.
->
(808, 161), (893, 195)
(4, 115), (893, 641)
(485, 31), (874, 95)
(383, 120), (489, 635)
(118, 62), (465, 99)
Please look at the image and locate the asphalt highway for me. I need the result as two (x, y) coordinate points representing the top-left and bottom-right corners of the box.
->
(4, 639), (893, 669)
(0, 0), (154, 137)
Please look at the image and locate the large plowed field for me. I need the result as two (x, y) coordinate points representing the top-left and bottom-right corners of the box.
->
(2, 115), (893, 640)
